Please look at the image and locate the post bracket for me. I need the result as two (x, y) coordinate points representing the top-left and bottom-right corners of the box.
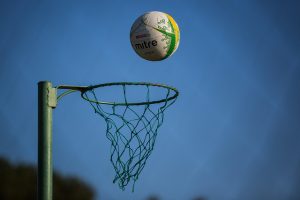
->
(48, 88), (57, 108)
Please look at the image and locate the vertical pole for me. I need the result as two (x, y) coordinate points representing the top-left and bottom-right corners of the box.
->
(38, 81), (56, 200)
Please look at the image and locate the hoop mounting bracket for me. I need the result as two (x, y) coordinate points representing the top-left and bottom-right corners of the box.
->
(48, 87), (57, 108)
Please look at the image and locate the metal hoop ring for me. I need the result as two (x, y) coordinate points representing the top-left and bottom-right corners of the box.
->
(81, 82), (179, 106)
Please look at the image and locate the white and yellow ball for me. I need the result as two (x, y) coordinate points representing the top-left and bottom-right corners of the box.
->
(130, 11), (180, 61)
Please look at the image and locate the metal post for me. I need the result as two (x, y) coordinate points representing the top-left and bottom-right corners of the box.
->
(38, 81), (56, 200)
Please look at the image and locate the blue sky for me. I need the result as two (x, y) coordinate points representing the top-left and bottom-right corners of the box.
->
(1, 1), (300, 200)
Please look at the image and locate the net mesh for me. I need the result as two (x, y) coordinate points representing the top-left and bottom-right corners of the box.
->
(82, 84), (177, 191)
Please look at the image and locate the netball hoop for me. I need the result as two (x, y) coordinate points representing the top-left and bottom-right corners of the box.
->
(37, 81), (179, 199)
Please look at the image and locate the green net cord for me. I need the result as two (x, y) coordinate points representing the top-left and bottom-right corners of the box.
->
(82, 85), (177, 191)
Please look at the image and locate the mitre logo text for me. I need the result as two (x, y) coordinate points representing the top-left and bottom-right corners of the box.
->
(134, 40), (158, 49)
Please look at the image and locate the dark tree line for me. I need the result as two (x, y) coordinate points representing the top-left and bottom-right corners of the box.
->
(0, 157), (94, 200)
(0, 157), (206, 200)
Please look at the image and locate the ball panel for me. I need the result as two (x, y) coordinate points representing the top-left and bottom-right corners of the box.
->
(130, 16), (142, 33)
(130, 33), (169, 61)
(142, 12), (172, 33)
(166, 14), (180, 45)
